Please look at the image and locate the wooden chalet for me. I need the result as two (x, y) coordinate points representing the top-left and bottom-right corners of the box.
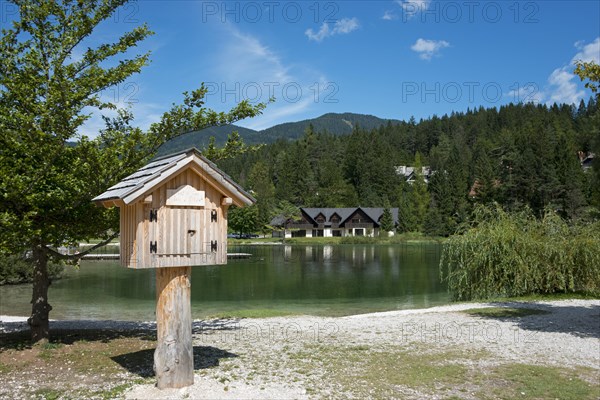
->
(271, 207), (399, 238)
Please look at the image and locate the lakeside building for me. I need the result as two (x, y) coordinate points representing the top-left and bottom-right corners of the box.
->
(271, 207), (399, 238)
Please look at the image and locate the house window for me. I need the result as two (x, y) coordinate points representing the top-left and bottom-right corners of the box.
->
(355, 229), (364, 236)
(332, 230), (342, 237)
(330, 215), (340, 223)
(316, 215), (325, 223)
(313, 229), (324, 237)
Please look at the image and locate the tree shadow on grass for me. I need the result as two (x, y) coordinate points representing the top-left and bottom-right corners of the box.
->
(111, 345), (238, 378)
(0, 318), (241, 350)
(475, 302), (600, 339)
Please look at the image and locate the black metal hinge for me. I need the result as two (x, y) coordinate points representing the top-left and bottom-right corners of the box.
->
(211, 210), (217, 222)
(150, 241), (157, 254)
(150, 209), (157, 222)
(210, 240), (217, 252)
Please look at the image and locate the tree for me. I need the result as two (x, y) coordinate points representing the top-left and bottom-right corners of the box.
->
(248, 161), (275, 231)
(471, 145), (497, 203)
(574, 61), (600, 211)
(228, 205), (259, 237)
(271, 201), (301, 243)
(553, 131), (586, 218)
(379, 198), (394, 236)
(410, 152), (430, 231)
(574, 60), (600, 95)
(0, 0), (267, 342)
(396, 180), (416, 233)
(315, 156), (357, 207)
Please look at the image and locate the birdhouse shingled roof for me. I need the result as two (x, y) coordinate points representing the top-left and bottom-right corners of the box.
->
(92, 148), (255, 207)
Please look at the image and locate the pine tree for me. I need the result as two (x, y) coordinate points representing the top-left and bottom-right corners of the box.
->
(396, 180), (416, 232)
(248, 161), (276, 230)
(472, 145), (496, 203)
(411, 152), (430, 231)
(380, 198), (395, 236)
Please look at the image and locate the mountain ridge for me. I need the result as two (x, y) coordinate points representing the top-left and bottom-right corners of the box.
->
(156, 112), (401, 156)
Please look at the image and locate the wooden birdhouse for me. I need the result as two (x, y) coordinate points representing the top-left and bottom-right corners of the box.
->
(93, 148), (255, 389)
(93, 148), (255, 269)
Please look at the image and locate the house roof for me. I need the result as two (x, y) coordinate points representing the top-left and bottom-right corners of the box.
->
(92, 148), (255, 207)
(302, 208), (356, 224)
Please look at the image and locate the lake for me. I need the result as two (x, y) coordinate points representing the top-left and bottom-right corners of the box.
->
(0, 243), (448, 320)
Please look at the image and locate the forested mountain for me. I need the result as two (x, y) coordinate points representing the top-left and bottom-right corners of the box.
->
(217, 100), (599, 236)
(259, 112), (401, 141)
(156, 112), (398, 156)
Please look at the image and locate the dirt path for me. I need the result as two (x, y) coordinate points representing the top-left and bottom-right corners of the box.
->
(1, 299), (599, 399)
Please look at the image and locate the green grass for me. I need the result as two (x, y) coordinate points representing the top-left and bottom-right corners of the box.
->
(279, 344), (599, 399)
(38, 341), (64, 360)
(0, 361), (11, 374)
(97, 383), (134, 400)
(293, 344), (488, 398)
(463, 307), (550, 318)
(227, 237), (284, 244)
(228, 234), (443, 245)
(481, 364), (599, 400)
(33, 388), (62, 400)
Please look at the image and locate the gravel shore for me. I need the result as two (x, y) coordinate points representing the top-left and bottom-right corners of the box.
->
(1, 299), (599, 399)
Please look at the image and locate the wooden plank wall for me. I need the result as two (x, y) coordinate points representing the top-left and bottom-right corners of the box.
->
(139, 168), (228, 268)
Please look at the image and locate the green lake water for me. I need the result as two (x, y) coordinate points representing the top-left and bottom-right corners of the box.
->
(0, 243), (448, 320)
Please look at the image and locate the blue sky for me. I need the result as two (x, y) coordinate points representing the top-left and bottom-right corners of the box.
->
(3, 0), (599, 134)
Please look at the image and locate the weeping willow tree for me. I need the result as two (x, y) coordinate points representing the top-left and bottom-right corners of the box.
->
(440, 205), (600, 301)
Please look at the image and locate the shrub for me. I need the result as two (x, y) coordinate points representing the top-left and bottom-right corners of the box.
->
(440, 205), (600, 300)
(0, 254), (65, 285)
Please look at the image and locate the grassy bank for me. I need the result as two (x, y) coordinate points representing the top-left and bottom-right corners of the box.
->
(228, 233), (444, 245)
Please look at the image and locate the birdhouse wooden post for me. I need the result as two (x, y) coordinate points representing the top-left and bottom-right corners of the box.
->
(93, 148), (254, 389)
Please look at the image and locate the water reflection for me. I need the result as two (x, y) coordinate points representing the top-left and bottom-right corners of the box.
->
(0, 244), (447, 320)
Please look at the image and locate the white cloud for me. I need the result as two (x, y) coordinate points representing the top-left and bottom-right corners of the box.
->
(410, 38), (450, 60)
(305, 17), (359, 42)
(382, 10), (398, 21)
(213, 26), (329, 130)
(219, 29), (292, 84)
(396, 0), (431, 18)
(571, 37), (600, 64)
(334, 18), (360, 34)
(546, 67), (585, 105)
(540, 37), (599, 105)
(305, 23), (330, 42)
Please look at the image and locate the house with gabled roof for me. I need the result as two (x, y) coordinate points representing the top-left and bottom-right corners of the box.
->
(271, 207), (399, 238)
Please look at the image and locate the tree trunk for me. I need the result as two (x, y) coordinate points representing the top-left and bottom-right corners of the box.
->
(28, 245), (52, 343)
(154, 267), (193, 389)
